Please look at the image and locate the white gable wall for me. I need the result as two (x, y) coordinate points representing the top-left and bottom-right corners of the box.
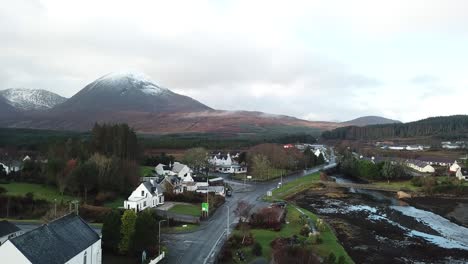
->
(66, 240), (101, 264)
(124, 183), (164, 212)
(0, 240), (32, 264)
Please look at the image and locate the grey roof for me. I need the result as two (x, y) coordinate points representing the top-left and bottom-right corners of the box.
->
(172, 162), (186, 173)
(0, 220), (20, 237)
(10, 214), (100, 264)
(142, 181), (163, 196)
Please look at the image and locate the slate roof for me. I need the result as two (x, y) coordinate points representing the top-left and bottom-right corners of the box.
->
(172, 162), (187, 173)
(142, 181), (163, 196)
(0, 220), (20, 237)
(9, 213), (100, 264)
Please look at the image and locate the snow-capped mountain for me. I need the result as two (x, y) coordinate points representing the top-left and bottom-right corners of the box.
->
(0, 88), (67, 111)
(52, 71), (211, 114)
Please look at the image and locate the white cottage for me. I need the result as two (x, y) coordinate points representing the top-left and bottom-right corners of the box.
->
(450, 161), (461, 173)
(406, 160), (435, 173)
(171, 162), (194, 182)
(124, 180), (164, 212)
(0, 214), (101, 264)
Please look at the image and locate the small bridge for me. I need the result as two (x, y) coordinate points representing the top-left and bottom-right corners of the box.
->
(321, 181), (402, 193)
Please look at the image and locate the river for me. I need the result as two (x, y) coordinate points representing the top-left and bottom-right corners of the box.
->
(293, 175), (468, 263)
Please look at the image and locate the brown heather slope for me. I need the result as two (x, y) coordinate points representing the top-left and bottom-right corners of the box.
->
(1, 110), (341, 134)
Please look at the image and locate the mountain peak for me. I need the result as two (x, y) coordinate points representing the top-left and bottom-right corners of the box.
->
(0, 88), (67, 111)
(88, 71), (169, 96)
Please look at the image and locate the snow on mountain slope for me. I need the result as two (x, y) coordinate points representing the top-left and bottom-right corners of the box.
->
(84, 71), (169, 96)
(0, 88), (67, 111)
(53, 71), (211, 114)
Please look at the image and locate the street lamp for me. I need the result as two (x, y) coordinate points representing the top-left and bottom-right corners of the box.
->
(158, 220), (167, 256)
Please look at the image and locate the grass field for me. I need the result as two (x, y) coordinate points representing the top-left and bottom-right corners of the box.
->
(371, 180), (421, 192)
(267, 172), (321, 201)
(168, 204), (201, 217)
(140, 166), (154, 177)
(104, 197), (126, 209)
(246, 172), (354, 263)
(233, 204), (353, 263)
(0, 182), (79, 202)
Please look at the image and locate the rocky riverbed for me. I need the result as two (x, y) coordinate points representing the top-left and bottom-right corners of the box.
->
(292, 186), (468, 264)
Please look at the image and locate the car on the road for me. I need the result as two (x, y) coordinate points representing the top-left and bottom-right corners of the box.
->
(226, 189), (233, 197)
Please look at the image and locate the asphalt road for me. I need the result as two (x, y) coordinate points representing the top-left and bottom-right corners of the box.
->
(162, 159), (337, 264)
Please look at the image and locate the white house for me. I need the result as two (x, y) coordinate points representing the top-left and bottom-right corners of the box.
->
(0, 221), (23, 245)
(455, 168), (468, 181)
(155, 162), (194, 182)
(406, 145), (423, 151)
(215, 164), (247, 174)
(124, 180), (164, 212)
(449, 161), (461, 173)
(0, 162), (9, 174)
(209, 153), (233, 167)
(406, 160), (435, 173)
(388, 146), (405, 150)
(0, 214), (101, 264)
(172, 162), (194, 182)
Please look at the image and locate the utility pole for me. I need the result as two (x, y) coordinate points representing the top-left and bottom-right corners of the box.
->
(158, 220), (167, 256)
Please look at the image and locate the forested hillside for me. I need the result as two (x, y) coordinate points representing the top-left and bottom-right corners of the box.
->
(322, 115), (468, 140)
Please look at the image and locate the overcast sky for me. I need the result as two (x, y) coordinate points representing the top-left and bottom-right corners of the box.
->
(1, 0), (468, 122)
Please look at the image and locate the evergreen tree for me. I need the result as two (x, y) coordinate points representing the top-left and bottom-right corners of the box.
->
(132, 210), (158, 255)
(119, 210), (137, 254)
(102, 210), (122, 253)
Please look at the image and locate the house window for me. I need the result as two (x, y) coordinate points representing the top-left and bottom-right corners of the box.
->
(84, 251), (87, 264)
(144, 201), (146, 207)
(141, 190), (144, 196)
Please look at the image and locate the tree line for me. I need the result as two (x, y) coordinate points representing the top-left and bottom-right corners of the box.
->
(339, 150), (409, 181)
(322, 115), (468, 140)
(1, 123), (141, 204)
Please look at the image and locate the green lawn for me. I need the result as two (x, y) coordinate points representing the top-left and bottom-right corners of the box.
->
(0, 182), (79, 202)
(250, 172), (354, 263)
(371, 180), (421, 192)
(268, 172), (321, 201)
(233, 204), (353, 263)
(168, 204), (201, 217)
(140, 166), (154, 177)
(103, 197), (126, 209)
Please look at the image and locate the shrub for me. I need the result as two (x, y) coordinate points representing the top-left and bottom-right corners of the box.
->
(79, 204), (112, 222)
(300, 225), (310, 237)
(94, 191), (117, 205)
(251, 242), (262, 256)
(0, 186), (6, 194)
(326, 252), (337, 264)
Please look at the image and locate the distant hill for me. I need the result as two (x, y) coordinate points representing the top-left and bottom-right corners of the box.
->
(342, 116), (401, 126)
(323, 115), (468, 140)
(0, 88), (67, 111)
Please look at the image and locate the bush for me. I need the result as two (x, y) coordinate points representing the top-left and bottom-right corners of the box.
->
(94, 191), (117, 205)
(0, 186), (6, 194)
(300, 225), (310, 237)
(251, 242), (262, 256)
(79, 204), (112, 222)
(326, 252), (336, 264)
(411, 177), (423, 187)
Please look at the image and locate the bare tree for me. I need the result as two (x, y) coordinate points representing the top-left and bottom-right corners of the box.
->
(234, 200), (252, 244)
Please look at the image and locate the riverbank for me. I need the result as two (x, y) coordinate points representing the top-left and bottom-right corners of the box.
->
(403, 196), (468, 227)
(292, 184), (468, 263)
(262, 172), (354, 263)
